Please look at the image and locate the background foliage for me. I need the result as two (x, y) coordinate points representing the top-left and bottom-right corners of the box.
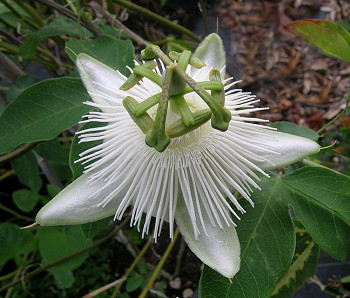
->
(0, 1), (349, 297)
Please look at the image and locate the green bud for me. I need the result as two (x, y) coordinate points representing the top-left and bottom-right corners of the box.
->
(122, 96), (154, 134)
(166, 109), (212, 138)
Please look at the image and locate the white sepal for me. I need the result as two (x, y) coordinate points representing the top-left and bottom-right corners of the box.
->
(252, 129), (320, 170)
(36, 169), (126, 226)
(175, 198), (240, 278)
(191, 33), (226, 81)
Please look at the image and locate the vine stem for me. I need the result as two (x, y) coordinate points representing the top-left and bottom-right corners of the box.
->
(0, 204), (33, 222)
(0, 217), (130, 293)
(138, 228), (180, 298)
(110, 238), (152, 297)
(317, 98), (349, 135)
(34, 0), (101, 37)
(112, 0), (201, 42)
(0, 142), (38, 164)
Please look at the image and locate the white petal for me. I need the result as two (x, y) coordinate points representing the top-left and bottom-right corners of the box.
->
(253, 129), (320, 170)
(191, 33), (226, 81)
(175, 198), (240, 278)
(76, 54), (128, 113)
(36, 169), (126, 225)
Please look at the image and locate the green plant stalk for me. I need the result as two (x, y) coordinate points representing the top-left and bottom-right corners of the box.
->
(0, 16), (17, 29)
(0, 142), (38, 164)
(111, 239), (152, 297)
(1, 0), (40, 29)
(0, 217), (130, 293)
(317, 100), (349, 134)
(65, 0), (78, 15)
(138, 228), (180, 298)
(0, 86), (9, 92)
(0, 41), (56, 69)
(112, 0), (200, 41)
(13, 0), (45, 27)
(4, 265), (21, 298)
(0, 203), (33, 221)
(0, 270), (17, 283)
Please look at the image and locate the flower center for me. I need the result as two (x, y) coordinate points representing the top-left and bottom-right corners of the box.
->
(121, 45), (231, 152)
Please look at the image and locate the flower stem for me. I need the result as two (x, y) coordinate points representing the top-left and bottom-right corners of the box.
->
(111, 239), (152, 297)
(111, 0), (201, 41)
(138, 228), (180, 298)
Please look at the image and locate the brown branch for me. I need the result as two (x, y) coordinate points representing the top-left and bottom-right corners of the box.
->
(0, 143), (37, 164)
(33, 0), (101, 37)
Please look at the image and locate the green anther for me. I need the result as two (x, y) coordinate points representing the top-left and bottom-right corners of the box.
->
(167, 50), (191, 95)
(174, 65), (231, 132)
(145, 66), (174, 152)
(183, 81), (223, 94)
(120, 60), (157, 91)
(169, 51), (206, 69)
(171, 95), (195, 127)
(133, 65), (162, 87)
(177, 50), (192, 70)
(166, 109), (212, 138)
(209, 69), (225, 107)
(123, 96), (154, 134)
(133, 93), (161, 116)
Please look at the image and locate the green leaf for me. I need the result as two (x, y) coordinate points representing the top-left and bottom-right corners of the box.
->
(65, 35), (135, 75)
(6, 74), (39, 103)
(0, 78), (91, 154)
(10, 151), (42, 192)
(272, 229), (319, 298)
(69, 121), (107, 179)
(37, 225), (92, 271)
(286, 20), (350, 62)
(46, 184), (61, 198)
(81, 217), (111, 239)
(20, 16), (93, 61)
(0, 223), (35, 265)
(199, 174), (296, 298)
(283, 167), (350, 260)
(12, 189), (39, 212)
(126, 275), (144, 292)
(35, 139), (69, 164)
(269, 121), (319, 141)
(199, 167), (350, 297)
(48, 267), (75, 289)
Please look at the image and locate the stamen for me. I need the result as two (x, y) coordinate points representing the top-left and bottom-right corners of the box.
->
(122, 96), (154, 134)
(169, 50), (206, 69)
(120, 60), (157, 91)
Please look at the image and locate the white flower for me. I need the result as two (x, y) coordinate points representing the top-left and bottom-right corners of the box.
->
(36, 34), (320, 278)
